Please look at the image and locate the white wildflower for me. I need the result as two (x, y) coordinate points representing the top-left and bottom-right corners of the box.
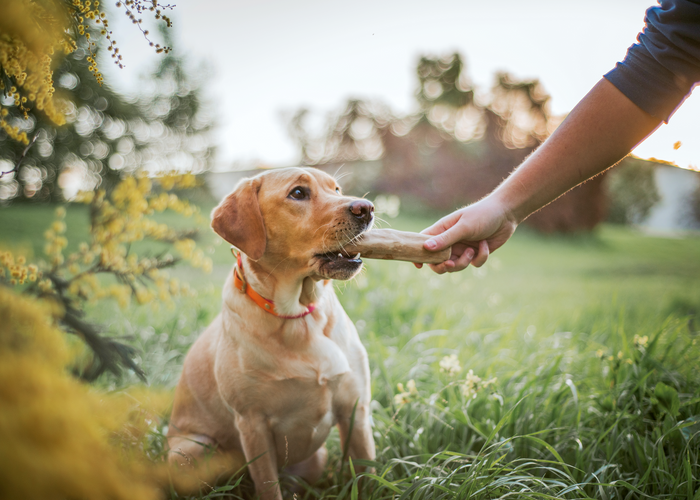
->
(394, 379), (418, 405)
(461, 369), (481, 399)
(460, 369), (497, 399)
(439, 354), (462, 376)
(633, 335), (649, 348)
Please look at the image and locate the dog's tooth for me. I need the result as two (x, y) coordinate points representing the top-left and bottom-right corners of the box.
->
(338, 253), (342, 258)
(354, 253), (361, 259)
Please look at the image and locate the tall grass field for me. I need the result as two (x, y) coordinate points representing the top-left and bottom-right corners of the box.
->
(1, 203), (699, 499)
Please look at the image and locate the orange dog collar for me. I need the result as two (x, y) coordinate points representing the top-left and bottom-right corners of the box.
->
(232, 247), (316, 319)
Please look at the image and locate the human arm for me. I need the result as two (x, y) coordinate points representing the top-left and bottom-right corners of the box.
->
(419, 78), (662, 273)
(419, 0), (700, 274)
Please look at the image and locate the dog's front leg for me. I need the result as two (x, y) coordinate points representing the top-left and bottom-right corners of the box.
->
(236, 414), (282, 500)
(337, 401), (376, 470)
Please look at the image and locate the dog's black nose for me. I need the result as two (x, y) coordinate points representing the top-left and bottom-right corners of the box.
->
(349, 200), (374, 223)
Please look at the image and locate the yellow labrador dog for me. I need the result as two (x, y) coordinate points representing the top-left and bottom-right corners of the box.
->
(167, 167), (376, 500)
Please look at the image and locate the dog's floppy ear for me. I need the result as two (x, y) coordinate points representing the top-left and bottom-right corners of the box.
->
(211, 178), (266, 260)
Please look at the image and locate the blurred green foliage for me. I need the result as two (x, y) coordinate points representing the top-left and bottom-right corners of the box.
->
(4, 205), (698, 498)
(416, 52), (474, 110)
(0, 22), (213, 202)
(691, 180), (700, 228)
(606, 156), (661, 225)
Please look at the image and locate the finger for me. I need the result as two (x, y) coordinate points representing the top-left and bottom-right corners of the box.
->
(424, 223), (471, 252)
(420, 220), (448, 237)
(471, 240), (490, 268)
(413, 263), (423, 269)
(428, 261), (451, 275)
(420, 211), (460, 236)
(451, 247), (475, 272)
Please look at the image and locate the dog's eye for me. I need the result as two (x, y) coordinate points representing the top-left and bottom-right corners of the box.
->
(335, 187), (341, 194)
(288, 186), (308, 200)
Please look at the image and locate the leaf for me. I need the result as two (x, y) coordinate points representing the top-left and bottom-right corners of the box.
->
(363, 474), (402, 494)
(680, 415), (700, 442)
(523, 435), (573, 478)
(349, 456), (356, 479)
(686, 450), (694, 500)
(654, 382), (680, 417)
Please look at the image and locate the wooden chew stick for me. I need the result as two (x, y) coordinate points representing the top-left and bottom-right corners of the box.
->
(345, 229), (451, 264)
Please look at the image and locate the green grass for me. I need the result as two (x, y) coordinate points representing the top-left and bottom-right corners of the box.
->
(1, 204), (699, 499)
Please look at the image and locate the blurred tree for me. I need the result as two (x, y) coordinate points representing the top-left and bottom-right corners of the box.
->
(414, 53), (480, 142)
(285, 108), (312, 165)
(689, 179), (700, 228)
(287, 54), (553, 166)
(316, 99), (389, 163)
(133, 25), (215, 177)
(484, 72), (551, 150)
(0, 47), (147, 201)
(416, 52), (474, 111)
(605, 157), (661, 225)
(0, 0), (213, 203)
(286, 99), (390, 165)
(284, 51), (613, 232)
(414, 54), (552, 149)
(0, 24), (213, 202)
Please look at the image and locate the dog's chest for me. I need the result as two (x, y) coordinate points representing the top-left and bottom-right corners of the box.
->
(235, 317), (352, 384)
(266, 376), (341, 463)
(279, 332), (351, 384)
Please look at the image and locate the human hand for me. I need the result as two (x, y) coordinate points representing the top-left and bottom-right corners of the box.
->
(415, 195), (517, 274)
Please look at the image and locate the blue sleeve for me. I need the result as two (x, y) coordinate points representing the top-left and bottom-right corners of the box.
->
(604, 0), (700, 122)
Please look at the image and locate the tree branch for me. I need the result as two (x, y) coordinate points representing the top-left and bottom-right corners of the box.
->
(62, 310), (147, 383)
(0, 133), (38, 179)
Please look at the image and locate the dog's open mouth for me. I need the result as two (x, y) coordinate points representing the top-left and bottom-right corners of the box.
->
(316, 248), (362, 265)
(315, 248), (363, 279)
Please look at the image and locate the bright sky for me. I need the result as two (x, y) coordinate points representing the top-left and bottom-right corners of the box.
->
(104, 0), (699, 171)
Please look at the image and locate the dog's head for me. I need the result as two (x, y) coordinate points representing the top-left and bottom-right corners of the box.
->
(211, 167), (374, 281)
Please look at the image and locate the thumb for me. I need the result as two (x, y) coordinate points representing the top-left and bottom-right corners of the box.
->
(424, 223), (468, 251)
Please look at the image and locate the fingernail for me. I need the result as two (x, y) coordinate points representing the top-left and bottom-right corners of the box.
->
(466, 248), (475, 259)
(425, 239), (437, 250)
